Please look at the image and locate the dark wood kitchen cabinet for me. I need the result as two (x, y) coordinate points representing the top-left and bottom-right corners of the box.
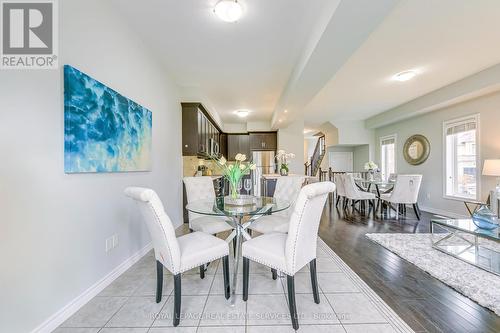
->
(182, 103), (222, 157)
(227, 134), (250, 160)
(219, 133), (228, 158)
(249, 132), (277, 150)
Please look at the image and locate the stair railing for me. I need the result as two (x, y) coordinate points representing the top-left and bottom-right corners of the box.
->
(309, 135), (326, 176)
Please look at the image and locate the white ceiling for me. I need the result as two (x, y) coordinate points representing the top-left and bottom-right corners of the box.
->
(304, 0), (500, 125)
(110, 0), (500, 127)
(111, 0), (330, 123)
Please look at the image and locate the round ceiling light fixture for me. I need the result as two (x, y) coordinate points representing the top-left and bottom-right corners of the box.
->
(214, 0), (243, 23)
(393, 70), (417, 82)
(234, 109), (250, 118)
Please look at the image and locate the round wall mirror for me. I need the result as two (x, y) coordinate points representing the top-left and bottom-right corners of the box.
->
(403, 134), (430, 165)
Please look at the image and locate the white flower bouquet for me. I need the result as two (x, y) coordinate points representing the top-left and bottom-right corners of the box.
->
(211, 153), (256, 199)
(276, 150), (295, 176)
(364, 161), (379, 171)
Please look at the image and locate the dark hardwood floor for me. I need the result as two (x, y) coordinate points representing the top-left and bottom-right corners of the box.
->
(318, 200), (500, 333)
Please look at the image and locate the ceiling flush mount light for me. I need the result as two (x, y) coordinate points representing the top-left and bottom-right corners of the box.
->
(393, 70), (417, 82)
(214, 0), (243, 23)
(235, 109), (249, 118)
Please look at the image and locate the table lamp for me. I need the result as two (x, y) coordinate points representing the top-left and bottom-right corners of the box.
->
(482, 159), (500, 193)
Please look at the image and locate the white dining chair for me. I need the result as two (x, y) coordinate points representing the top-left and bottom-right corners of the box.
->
(242, 181), (336, 331)
(183, 176), (233, 234)
(248, 175), (306, 234)
(334, 173), (346, 208)
(124, 187), (230, 327)
(343, 173), (376, 214)
(379, 174), (423, 220)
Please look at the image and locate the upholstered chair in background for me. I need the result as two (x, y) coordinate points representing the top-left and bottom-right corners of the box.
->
(242, 181), (336, 330)
(248, 175), (306, 234)
(334, 173), (346, 208)
(343, 173), (377, 215)
(379, 174), (423, 220)
(183, 176), (233, 234)
(125, 187), (230, 327)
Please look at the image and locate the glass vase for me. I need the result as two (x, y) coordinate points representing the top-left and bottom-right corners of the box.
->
(280, 165), (288, 176)
(228, 178), (240, 199)
(472, 204), (499, 230)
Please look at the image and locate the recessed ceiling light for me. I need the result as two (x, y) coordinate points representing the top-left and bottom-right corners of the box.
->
(234, 109), (250, 118)
(393, 70), (417, 82)
(278, 119), (283, 123)
(214, 0), (243, 23)
(284, 110), (288, 113)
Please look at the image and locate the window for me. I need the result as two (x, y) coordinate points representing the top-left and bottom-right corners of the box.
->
(444, 115), (480, 200)
(380, 135), (396, 181)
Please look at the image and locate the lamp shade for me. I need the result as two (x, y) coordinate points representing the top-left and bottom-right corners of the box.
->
(482, 159), (500, 176)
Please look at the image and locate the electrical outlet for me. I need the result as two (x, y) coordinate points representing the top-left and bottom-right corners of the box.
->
(112, 234), (118, 248)
(105, 237), (113, 252)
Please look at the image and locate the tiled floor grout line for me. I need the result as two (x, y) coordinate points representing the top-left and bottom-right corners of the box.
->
(195, 262), (218, 330)
(58, 238), (418, 332)
(318, 280), (347, 332)
(96, 292), (135, 332)
(148, 277), (174, 331)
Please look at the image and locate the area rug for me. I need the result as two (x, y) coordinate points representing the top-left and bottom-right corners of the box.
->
(365, 233), (500, 316)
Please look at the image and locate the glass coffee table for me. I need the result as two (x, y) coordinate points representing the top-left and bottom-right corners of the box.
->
(431, 219), (500, 276)
(186, 196), (290, 305)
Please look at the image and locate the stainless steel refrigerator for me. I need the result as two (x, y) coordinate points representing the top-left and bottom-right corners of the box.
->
(251, 151), (276, 196)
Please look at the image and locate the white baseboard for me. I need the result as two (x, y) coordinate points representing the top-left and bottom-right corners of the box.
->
(32, 242), (152, 333)
(418, 205), (468, 219)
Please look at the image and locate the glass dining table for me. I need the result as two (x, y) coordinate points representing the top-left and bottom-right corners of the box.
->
(186, 196), (290, 304)
(354, 178), (395, 196)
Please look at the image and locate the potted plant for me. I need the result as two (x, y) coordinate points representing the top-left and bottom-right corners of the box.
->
(276, 150), (295, 176)
(364, 161), (379, 180)
(211, 153), (256, 204)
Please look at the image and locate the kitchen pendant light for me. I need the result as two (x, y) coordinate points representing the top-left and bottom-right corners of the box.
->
(214, 0), (243, 23)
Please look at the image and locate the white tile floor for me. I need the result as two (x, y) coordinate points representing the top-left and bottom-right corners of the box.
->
(55, 239), (414, 333)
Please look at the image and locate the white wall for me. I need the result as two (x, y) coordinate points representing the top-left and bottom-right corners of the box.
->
(375, 91), (500, 216)
(224, 123), (247, 133)
(353, 145), (370, 171)
(304, 137), (317, 163)
(334, 120), (374, 146)
(247, 121), (272, 132)
(277, 117), (305, 174)
(0, 1), (182, 332)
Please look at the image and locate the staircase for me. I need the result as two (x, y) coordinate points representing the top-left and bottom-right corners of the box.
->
(305, 134), (326, 176)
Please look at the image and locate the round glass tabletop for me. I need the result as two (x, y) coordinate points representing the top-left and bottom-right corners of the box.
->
(186, 196), (290, 217)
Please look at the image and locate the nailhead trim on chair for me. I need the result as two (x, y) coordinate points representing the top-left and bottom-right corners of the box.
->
(148, 202), (229, 275)
(288, 197), (309, 274)
(148, 202), (176, 273)
(178, 252), (229, 275)
(244, 255), (293, 276)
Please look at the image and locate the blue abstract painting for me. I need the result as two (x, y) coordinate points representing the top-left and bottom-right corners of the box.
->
(64, 65), (152, 173)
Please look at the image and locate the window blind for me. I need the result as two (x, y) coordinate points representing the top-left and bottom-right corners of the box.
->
(446, 119), (476, 136)
(381, 137), (395, 146)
